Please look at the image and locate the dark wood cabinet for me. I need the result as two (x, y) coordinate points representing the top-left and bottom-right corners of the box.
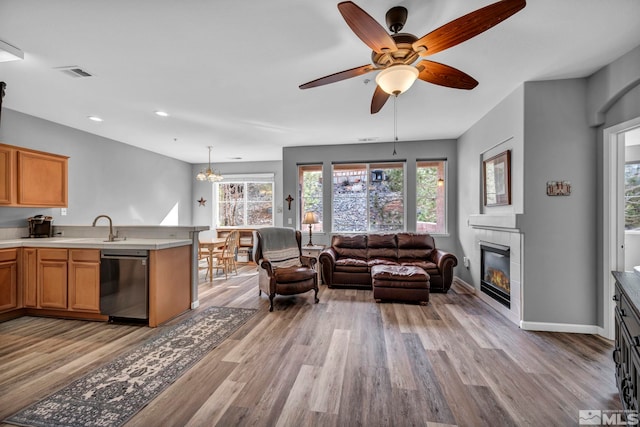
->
(612, 271), (640, 412)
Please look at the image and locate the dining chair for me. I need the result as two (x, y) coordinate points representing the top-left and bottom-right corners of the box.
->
(198, 243), (212, 279)
(214, 230), (239, 279)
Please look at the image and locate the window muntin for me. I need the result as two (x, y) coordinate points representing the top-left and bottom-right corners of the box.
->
(332, 162), (405, 232)
(216, 181), (274, 227)
(298, 165), (323, 232)
(416, 160), (446, 234)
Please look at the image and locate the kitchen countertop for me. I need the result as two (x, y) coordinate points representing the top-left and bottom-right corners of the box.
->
(0, 237), (192, 250)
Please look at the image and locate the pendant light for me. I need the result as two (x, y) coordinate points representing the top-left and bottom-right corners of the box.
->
(196, 146), (223, 182)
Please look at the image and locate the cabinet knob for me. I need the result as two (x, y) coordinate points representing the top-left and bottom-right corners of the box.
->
(634, 336), (640, 347)
(621, 308), (627, 317)
(613, 348), (621, 364)
(613, 294), (620, 301)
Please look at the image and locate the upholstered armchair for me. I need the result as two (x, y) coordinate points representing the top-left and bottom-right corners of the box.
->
(253, 227), (319, 312)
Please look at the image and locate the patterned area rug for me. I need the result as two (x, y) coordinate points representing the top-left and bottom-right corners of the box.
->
(5, 306), (257, 427)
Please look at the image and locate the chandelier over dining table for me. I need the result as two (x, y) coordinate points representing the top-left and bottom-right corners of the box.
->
(196, 146), (223, 182)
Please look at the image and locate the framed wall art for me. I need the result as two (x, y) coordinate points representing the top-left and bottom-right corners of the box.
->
(483, 150), (511, 206)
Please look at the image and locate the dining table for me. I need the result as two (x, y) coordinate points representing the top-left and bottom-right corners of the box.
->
(198, 237), (227, 279)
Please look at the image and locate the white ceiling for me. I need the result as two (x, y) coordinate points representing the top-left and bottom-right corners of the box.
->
(1, 0), (640, 164)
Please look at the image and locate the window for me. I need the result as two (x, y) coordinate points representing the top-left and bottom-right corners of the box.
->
(332, 162), (404, 232)
(215, 176), (274, 227)
(625, 162), (640, 230)
(298, 165), (323, 232)
(416, 160), (446, 234)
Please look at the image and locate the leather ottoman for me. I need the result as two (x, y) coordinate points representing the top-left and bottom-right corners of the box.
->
(371, 265), (430, 304)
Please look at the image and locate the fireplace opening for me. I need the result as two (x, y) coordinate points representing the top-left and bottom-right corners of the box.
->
(480, 242), (510, 308)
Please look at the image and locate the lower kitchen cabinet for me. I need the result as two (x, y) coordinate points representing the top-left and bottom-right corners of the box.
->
(68, 249), (100, 312)
(37, 248), (68, 310)
(0, 248), (19, 312)
(23, 248), (69, 309)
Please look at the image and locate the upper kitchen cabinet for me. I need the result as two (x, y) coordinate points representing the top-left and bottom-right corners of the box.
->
(0, 143), (68, 207)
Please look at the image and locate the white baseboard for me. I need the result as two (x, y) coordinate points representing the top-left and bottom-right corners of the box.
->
(519, 321), (600, 334)
(190, 300), (200, 309)
(452, 276), (476, 293)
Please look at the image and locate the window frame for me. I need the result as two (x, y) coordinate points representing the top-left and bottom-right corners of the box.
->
(213, 174), (275, 228)
(416, 159), (448, 235)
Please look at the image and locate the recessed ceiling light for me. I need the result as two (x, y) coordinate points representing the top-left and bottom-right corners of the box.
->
(87, 116), (103, 122)
(155, 111), (169, 117)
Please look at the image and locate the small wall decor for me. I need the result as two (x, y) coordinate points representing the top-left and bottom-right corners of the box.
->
(546, 181), (571, 196)
(197, 197), (207, 206)
(285, 194), (294, 210)
(483, 150), (511, 206)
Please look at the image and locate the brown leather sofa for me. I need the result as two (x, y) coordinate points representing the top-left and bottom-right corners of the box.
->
(319, 233), (458, 293)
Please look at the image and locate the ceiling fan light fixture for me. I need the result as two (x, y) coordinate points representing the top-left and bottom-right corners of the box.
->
(375, 64), (419, 95)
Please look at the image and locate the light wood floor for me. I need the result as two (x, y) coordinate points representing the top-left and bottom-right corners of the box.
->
(0, 264), (621, 426)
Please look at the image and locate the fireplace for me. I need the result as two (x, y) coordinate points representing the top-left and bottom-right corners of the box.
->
(480, 242), (510, 308)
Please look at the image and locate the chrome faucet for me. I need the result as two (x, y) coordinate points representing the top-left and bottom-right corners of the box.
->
(92, 215), (115, 242)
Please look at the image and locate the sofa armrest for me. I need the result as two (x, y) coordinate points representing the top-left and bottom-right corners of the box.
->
(259, 260), (275, 277)
(432, 249), (458, 292)
(319, 248), (337, 286)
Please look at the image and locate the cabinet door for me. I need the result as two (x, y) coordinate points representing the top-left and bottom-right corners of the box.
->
(38, 249), (68, 309)
(0, 249), (18, 311)
(68, 250), (100, 312)
(17, 149), (68, 207)
(23, 248), (38, 307)
(0, 145), (15, 205)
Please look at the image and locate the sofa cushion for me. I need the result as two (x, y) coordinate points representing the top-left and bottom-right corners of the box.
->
(368, 258), (398, 267)
(397, 233), (435, 260)
(333, 234), (368, 260)
(367, 234), (397, 260)
(400, 260), (438, 275)
(335, 257), (369, 273)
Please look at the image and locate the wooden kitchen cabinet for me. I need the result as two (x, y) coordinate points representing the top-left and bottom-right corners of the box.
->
(38, 248), (68, 310)
(23, 248), (38, 307)
(0, 248), (20, 312)
(24, 248), (70, 310)
(0, 143), (68, 207)
(68, 249), (100, 312)
(0, 144), (15, 204)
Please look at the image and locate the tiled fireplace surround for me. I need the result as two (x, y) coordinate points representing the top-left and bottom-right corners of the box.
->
(467, 214), (522, 326)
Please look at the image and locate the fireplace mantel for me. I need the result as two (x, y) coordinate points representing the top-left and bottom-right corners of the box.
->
(468, 214), (522, 231)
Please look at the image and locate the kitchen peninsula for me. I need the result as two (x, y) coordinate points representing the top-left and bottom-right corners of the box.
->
(0, 225), (208, 327)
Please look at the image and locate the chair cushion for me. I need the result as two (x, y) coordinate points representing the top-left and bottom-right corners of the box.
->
(274, 266), (317, 283)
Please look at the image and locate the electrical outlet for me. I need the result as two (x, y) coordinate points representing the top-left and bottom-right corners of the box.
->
(287, 218), (292, 225)
(60, 208), (67, 216)
(463, 256), (470, 268)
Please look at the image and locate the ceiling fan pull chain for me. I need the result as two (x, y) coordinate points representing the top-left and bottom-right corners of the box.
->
(393, 94), (398, 156)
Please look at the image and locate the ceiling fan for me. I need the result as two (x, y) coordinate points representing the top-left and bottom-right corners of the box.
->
(299, 0), (526, 114)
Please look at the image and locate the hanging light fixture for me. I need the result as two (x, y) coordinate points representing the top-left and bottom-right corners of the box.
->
(196, 146), (223, 182)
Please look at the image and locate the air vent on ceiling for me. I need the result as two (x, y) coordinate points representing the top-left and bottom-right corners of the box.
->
(54, 66), (93, 78)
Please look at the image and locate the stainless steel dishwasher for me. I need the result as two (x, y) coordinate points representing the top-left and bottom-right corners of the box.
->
(100, 249), (149, 323)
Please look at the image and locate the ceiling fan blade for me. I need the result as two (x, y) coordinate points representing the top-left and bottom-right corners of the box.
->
(338, 1), (398, 54)
(412, 0), (526, 56)
(417, 60), (478, 90)
(371, 85), (391, 114)
(299, 64), (375, 89)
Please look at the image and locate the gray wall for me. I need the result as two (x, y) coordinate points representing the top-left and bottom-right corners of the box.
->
(282, 139), (460, 258)
(191, 160), (283, 230)
(520, 79), (596, 325)
(0, 109), (193, 228)
(592, 46), (640, 326)
(457, 86), (524, 285)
